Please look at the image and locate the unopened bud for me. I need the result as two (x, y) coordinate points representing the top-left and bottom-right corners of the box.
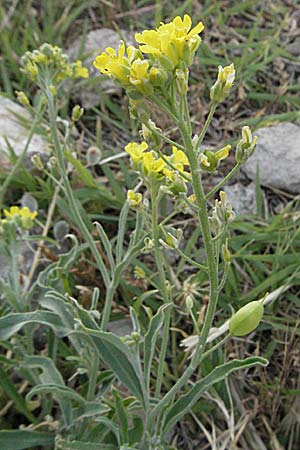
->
(15, 90), (30, 107)
(87, 146), (102, 165)
(210, 64), (235, 103)
(222, 239), (231, 263)
(31, 153), (44, 170)
(134, 266), (146, 279)
(235, 126), (257, 164)
(71, 104), (84, 122)
(185, 295), (194, 311)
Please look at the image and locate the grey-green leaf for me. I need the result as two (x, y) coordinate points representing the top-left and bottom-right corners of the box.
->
(0, 430), (54, 450)
(0, 311), (70, 340)
(162, 356), (268, 434)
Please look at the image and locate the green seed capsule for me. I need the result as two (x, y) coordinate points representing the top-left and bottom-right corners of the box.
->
(229, 301), (264, 337)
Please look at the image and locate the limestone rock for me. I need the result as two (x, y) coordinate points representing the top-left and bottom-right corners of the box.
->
(242, 123), (300, 193)
(66, 28), (135, 108)
(0, 97), (49, 170)
(224, 182), (256, 216)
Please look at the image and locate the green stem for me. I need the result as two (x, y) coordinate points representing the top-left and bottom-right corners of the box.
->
(205, 163), (241, 200)
(150, 185), (171, 398)
(195, 102), (217, 153)
(148, 102), (220, 430)
(46, 89), (111, 293)
(175, 247), (208, 272)
(142, 119), (185, 151)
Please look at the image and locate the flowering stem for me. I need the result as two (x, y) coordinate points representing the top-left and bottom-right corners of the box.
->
(46, 88), (111, 292)
(205, 162), (241, 200)
(148, 102), (220, 431)
(150, 184), (171, 398)
(195, 102), (217, 153)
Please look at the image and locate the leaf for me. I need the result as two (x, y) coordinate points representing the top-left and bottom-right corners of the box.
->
(94, 222), (115, 270)
(144, 304), (172, 391)
(26, 383), (86, 404)
(0, 430), (54, 450)
(23, 355), (72, 426)
(0, 311), (70, 340)
(55, 438), (116, 450)
(72, 401), (110, 422)
(162, 356), (268, 434)
(64, 150), (98, 189)
(75, 328), (147, 410)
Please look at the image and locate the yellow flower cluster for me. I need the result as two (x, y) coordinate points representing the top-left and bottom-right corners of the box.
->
(135, 15), (204, 67)
(93, 15), (204, 91)
(125, 142), (189, 183)
(21, 43), (88, 83)
(1, 206), (37, 230)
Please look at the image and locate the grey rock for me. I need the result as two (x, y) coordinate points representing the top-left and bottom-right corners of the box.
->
(107, 318), (133, 337)
(0, 97), (49, 170)
(66, 28), (135, 108)
(224, 182), (256, 215)
(242, 123), (300, 193)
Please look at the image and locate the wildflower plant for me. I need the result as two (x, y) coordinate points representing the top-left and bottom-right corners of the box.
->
(0, 15), (270, 450)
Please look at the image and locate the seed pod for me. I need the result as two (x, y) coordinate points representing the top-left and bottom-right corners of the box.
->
(229, 300), (264, 336)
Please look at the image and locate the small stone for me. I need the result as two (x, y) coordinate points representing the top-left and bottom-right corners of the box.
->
(0, 96), (49, 170)
(224, 182), (256, 215)
(242, 123), (300, 193)
(66, 28), (135, 108)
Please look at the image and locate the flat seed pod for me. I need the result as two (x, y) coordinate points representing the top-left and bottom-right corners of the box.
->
(229, 301), (264, 337)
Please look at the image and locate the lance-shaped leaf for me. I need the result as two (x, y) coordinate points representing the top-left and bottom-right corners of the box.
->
(74, 327), (148, 410)
(0, 311), (70, 340)
(0, 430), (54, 450)
(162, 356), (268, 434)
(144, 304), (172, 391)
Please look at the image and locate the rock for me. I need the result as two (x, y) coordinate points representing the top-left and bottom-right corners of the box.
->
(224, 182), (256, 215)
(0, 97), (49, 170)
(66, 28), (135, 108)
(242, 123), (300, 193)
(107, 318), (133, 337)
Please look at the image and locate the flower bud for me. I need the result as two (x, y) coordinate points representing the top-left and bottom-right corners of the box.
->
(185, 295), (194, 311)
(127, 190), (142, 207)
(141, 120), (162, 151)
(134, 266), (146, 279)
(200, 150), (219, 172)
(71, 104), (84, 122)
(222, 238), (231, 263)
(15, 90), (30, 107)
(229, 300), (264, 336)
(235, 126), (257, 164)
(87, 146), (102, 166)
(31, 153), (44, 170)
(175, 69), (188, 95)
(210, 64), (235, 103)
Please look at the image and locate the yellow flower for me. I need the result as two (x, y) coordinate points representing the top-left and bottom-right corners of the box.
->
(142, 152), (165, 174)
(129, 59), (150, 87)
(3, 206), (37, 230)
(135, 14), (204, 67)
(73, 60), (89, 78)
(125, 141), (148, 164)
(171, 146), (189, 166)
(163, 146), (190, 180)
(127, 190), (143, 207)
(215, 144), (231, 161)
(94, 41), (135, 85)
